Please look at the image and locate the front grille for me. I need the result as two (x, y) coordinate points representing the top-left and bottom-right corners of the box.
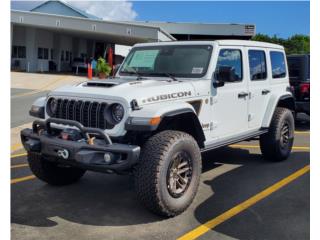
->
(52, 99), (114, 129)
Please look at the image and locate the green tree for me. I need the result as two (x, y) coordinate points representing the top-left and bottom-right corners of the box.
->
(252, 33), (310, 54)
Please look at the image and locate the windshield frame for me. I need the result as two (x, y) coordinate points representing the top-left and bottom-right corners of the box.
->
(118, 44), (213, 79)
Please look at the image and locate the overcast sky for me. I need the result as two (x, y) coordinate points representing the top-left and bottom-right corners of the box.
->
(11, 0), (310, 38)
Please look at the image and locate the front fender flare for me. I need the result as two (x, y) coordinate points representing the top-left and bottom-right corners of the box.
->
(125, 102), (205, 146)
(125, 101), (196, 131)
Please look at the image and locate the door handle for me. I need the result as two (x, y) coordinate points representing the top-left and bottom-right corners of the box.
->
(238, 92), (249, 98)
(262, 89), (270, 95)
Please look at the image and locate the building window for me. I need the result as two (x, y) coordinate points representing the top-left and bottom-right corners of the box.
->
(43, 48), (48, 60)
(270, 51), (287, 79)
(69, 52), (73, 63)
(248, 50), (267, 80)
(66, 51), (69, 61)
(38, 48), (49, 59)
(12, 46), (26, 59)
(61, 50), (64, 61)
(18, 46), (26, 58)
(80, 53), (87, 59)
(38, 48), (43, 59)
(215, 49), (243, 82)
(50, 49), (54, 60)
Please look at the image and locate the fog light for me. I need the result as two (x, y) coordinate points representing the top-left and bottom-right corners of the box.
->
(104, 153), (112, 164)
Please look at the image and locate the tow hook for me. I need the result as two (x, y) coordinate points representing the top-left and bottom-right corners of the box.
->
(57, 149), (69, 159)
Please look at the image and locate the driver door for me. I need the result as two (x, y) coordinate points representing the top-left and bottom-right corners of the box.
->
(210, 47), (249, 140)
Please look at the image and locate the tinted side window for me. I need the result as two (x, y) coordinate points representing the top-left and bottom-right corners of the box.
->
(248, 50), (267, 80)
(270, 51), (287, 78)
(287, 57), (302, 79)
(215, 49), (242, 82)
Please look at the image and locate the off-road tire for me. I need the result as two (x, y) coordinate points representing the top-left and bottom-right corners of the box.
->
(134, 130), (202, 217)
(260, 107), (294, 161)
(27, 152), (86, 186)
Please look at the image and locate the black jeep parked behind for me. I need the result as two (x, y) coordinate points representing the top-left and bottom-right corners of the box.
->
(287, 54), (310, 116)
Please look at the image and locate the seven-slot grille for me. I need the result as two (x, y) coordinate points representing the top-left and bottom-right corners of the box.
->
(52, 99), (114, 129)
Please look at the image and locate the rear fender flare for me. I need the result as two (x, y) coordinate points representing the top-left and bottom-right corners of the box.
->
(262, 94), (295, 128)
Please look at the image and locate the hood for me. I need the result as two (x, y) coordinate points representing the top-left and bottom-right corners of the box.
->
(48, 77), (196, 107)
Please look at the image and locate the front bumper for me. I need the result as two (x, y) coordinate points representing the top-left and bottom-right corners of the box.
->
(20, 118), (140, 173)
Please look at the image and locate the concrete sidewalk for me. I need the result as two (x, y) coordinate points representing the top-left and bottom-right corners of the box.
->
(11, 72), (86, 91)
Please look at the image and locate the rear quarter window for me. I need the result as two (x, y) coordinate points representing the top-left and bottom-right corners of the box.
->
(248, 50), (267, 80)
(270, 51), (287, 79)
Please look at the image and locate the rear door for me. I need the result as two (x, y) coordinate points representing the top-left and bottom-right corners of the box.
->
(246, 48), (271, 129)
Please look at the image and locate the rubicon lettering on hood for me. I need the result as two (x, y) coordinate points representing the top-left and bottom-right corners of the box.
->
(142, 91), (192, 103)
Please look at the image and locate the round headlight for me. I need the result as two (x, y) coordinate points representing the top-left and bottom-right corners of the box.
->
(110, 103), (124, 123)
(47, 98), (58, 116)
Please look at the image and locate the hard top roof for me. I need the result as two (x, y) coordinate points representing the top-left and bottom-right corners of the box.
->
(134, 40), (284, 50)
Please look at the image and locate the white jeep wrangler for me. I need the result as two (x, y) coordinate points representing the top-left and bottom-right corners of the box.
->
(21, 40), (295, 217)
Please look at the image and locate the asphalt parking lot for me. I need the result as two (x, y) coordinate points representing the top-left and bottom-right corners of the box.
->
(11, 88), (48, 127)
(11, 114), (310, 240)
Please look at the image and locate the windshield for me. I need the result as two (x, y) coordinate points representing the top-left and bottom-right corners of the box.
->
(119, 45), (213, 78)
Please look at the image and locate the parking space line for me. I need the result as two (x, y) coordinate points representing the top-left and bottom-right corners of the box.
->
(177, 165), (310, 240)
(11, 175), (36, 184)
(290, 146), (310, 150)
(295, 131), (310, 135)
(11, 163), (29, 169)
(11, 152), (27, 159)
(230, 144), (310, 151)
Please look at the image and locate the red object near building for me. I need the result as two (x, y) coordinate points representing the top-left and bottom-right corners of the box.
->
(87, 63), (92, 79)
(108, 47), (113, 68)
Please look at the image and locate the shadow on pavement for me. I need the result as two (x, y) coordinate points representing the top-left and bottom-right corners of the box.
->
(11, 173), (163, 227)
(11, 145), (309, 229)
(295, 113), (310, 131)
(194, 148), (309, 239)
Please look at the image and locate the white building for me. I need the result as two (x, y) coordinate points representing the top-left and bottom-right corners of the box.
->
(11, 0), (256, 73)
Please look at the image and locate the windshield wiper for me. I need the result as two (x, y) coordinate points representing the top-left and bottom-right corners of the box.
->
(147, 73), (179, 81)
(164, 73), (178, 81)
(120, 67), (144, 80)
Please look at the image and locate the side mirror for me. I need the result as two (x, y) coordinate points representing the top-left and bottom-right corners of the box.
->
(214, 66), (237, 83)
(213, 80), (225, 88)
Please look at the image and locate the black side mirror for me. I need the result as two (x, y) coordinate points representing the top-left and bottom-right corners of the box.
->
(215, 66), (237, 83)
(213, 80), (225, 88)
